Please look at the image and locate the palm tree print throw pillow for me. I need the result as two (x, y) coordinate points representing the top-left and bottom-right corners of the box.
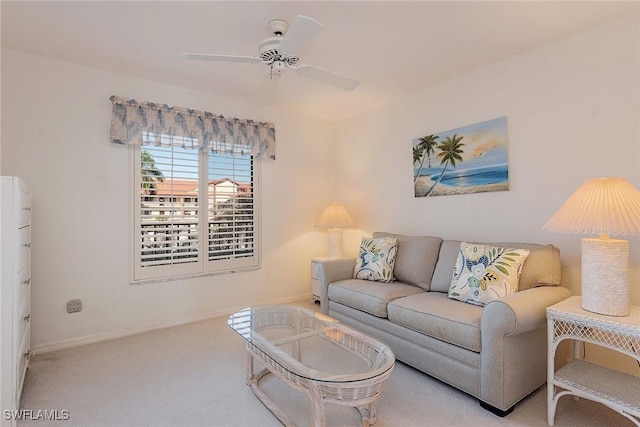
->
(448, 242), (530, 306)
(353, 237), (399, 283)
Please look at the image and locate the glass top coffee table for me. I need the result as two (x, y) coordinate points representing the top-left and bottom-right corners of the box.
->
(228, 305), (395, 427)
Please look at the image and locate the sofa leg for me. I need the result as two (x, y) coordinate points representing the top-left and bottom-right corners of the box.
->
(479, 400), (514, 417)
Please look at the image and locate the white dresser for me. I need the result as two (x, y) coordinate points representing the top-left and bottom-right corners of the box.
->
(1, 176), (31, 425)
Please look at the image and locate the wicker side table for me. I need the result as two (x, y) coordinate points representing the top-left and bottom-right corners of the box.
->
(546, 296), (640, 426)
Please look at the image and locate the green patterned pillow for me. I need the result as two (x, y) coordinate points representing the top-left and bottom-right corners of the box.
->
(448, 242), (530, 306)
(353, 237), (399, 283)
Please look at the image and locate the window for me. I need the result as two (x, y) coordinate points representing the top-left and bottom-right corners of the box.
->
(109, 95), (274, 283)
(134, 135), (259, 282)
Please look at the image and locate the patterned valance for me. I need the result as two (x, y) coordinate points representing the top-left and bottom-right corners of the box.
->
(109, 96), (276, 159)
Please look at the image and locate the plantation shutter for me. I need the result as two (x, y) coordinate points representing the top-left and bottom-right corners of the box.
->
(134, 135), (259, 282)
(137, 139), (201, 278)
(207, 152), (255, 264)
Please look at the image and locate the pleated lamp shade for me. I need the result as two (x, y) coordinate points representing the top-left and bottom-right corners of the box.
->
(314, 203), (357, 229)
(543, 177), (640, 316)
(314, 203), (357, 259)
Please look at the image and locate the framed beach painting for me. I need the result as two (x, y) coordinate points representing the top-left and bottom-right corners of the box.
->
(413, 116), (509, 197)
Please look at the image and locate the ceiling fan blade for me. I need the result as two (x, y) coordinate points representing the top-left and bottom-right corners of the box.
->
(295, 65), (360, 91)
(180, 53), (260, 64)
(278, 15), (323, 57)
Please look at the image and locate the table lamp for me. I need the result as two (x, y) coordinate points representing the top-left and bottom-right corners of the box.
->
(542, 177), (640, 316)
(314, 202), (357, 259)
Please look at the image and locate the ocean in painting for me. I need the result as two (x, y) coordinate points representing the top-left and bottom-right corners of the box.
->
(433, 164), (508, 187)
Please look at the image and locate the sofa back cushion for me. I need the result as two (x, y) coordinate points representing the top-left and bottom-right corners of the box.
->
(431, 241), (464, 292)
(373, 232), (443, 290)
(431, 240), (562, 293)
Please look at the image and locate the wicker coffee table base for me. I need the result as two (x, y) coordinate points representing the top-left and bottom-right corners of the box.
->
(246, 343), (392, 427)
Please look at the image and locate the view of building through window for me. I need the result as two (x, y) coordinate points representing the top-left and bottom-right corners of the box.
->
(135, 137), (257, 281)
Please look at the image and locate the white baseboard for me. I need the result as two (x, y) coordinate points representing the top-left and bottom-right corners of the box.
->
(31, 294), (313, 354)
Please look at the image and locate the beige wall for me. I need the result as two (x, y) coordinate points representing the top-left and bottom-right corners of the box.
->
(0, 48), (335, 351)
(335, 14), (640, 373)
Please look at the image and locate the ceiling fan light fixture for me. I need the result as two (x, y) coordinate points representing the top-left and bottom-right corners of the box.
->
(265, 60), (286, 79)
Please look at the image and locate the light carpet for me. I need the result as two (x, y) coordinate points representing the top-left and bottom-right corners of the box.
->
(19, 300), (632, 426)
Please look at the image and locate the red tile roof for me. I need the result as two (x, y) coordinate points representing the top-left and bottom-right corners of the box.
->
(149, 178), (251, 197)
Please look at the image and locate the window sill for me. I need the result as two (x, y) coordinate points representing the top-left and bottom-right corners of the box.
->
(130, 265), (260, 286)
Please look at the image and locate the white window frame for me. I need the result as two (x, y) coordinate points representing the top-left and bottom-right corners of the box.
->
(129, 142), (261, 285)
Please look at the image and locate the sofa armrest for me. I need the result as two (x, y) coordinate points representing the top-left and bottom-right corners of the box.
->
(483, 285), (573, 337)
(315, 258), (356, 314)
(479, 285), (572, 411)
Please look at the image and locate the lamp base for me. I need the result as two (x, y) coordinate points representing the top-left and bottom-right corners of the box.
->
(581, 238), (629, 316)
(327, 229), (344, 259)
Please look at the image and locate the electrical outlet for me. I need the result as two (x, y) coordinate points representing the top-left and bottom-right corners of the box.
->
(67, 299), (82, 313)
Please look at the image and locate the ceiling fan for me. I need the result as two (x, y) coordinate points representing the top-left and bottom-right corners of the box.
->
(180, 15), (360, 91)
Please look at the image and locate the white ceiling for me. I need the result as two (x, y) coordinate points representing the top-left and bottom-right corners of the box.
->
(2, 1), (638, 121)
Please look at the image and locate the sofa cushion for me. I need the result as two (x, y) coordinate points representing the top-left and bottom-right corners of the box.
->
(491, 242), (561, 290)
(431, 240), (562, 293)
(328, 279), (424, 318)
(388, 292), (482, 352)
(353, 236), (398, 283)
(447, 242), (530, 306)
(431, 240), (463, 292)
(373, 232), (443, 290)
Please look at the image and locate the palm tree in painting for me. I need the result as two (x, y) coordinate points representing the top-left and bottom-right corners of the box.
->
(424, 134), (465, 197)
(141, 149), (165, 195)
(412, 146), (423, 176)
(413, 134), (439, 183)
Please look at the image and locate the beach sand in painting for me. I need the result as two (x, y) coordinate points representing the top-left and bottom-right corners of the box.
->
(414, 175), (509, 197)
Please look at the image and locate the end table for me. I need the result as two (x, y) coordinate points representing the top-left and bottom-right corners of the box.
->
(310, 258), (325, 303)
(546, 296), (640, 425)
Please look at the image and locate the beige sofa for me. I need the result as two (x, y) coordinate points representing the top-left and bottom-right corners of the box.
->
(317, 232), (571, 416)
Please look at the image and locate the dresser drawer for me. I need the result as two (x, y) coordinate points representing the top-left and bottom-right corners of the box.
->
(19, 225), (32, 262)
(17, 260), (31, 307)
(18, 184), (32, 228)
(17, 291), (30, 344)
(16, 326), (30, 404)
